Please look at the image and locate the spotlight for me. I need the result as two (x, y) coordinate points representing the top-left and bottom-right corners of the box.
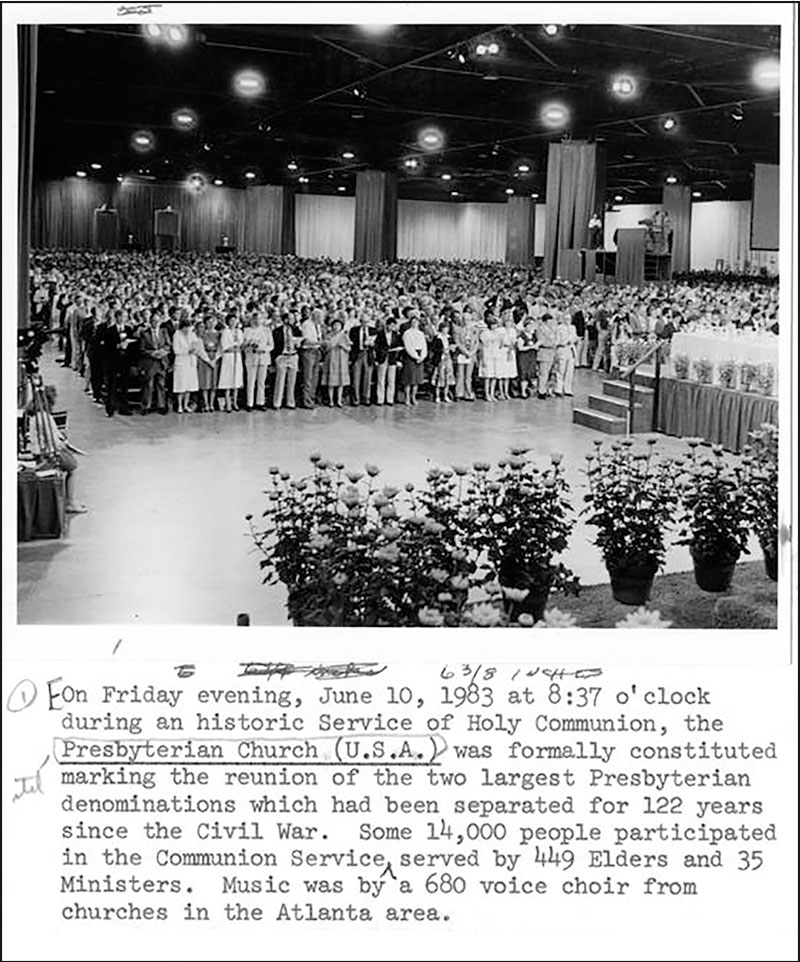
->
(661, 115), (676, 131)
(90, 162), (102, 170)
(298, 176), (309, 184)
(337, 186), (347, 192)
(752, 56), (780, 91)
(543, 24), (559, 37)
(404, 158), (420, 170)
(665, 175), (678, 184)
(172, 108), (197, 130)
(116, 174), (124, 183)
(540, 101), (569, 128)
(487, 42), (500, 55)
(213, 178), (223, 186)
(450, 191), (459, 197)
(730, 105), (744, 122)
(440, 173), (453, 181)
(358, 24), (394, 35)
(418, 126), (445, 152)
(341, 151), (355, 160)
(611, 74), (637, 99)
(475, 43), (487, 56)
(131, 130), (155, 152)
(692, 190), (702, 198)
(164, 24), (189, 48)
(517, 163), (531, 173)
(287, 161), (298, 171)
(75, 170), (87, 178)
(457, 52), (467, 65)
(186, 172), (207, 192)
(233, 69), (266, 98)
(531, 193), (539, 199)
(244, 170), (257, 180)
(505, 188), (515, 195)
(614, 194), (624, 202)
(352, 86), (365, 99)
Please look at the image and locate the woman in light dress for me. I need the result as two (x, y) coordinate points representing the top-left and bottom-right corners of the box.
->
(323, 319), (351, 408)
(217, 313), (244, 412)
(496, 312), (519, 400)
(195, 317), (219, 412)
(430, 319), (456, 403)
(478, 316), (502, 402)
(172, 316), (199, 413)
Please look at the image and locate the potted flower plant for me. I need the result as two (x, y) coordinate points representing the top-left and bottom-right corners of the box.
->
(460, 448), (580, 622)
(675, 439), (751, 592)
(741, 424), (779, 581)
(583, 438), (680, 605)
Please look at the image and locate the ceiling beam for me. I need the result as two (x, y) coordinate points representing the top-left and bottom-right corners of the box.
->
(625, 24), (777, 52)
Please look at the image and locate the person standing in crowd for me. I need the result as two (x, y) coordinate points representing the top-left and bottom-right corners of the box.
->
(556, 312), (579, 397)
(497, 312), (518, 400)
(572, 307), (589, 368)
(401, 314), (427, 406)
(374, 317), (403, 405)
(69, 295), (87, 374)
(516, 316), (537, 399)
(195, 317), (219, 413)
(172, 316), (199, 414)
(592, 307), (610, 372)
(242, 314), (273, 411)
(453, 312), (479, 401)
(535, 312), (559, 399)
(272, 312), (300, 410)
(323, 319), (351, 408)
(138, 311), (170, 415)
(217, 313), (243, 412)
(349, 312), (377, 406)
(479, 315), (501, 402)
(430, 319), (456, 403)
(96, 309), (133, 417)
(299, 307), (324, 409)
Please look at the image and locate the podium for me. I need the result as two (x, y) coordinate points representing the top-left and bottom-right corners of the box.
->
(154, 208), (180, 252)
(93, 208), (119, 250)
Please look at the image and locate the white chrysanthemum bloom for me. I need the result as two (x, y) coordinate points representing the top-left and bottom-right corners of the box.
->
(615, 607), (673, 629)
(467, 602), (502, 627)
(501, 585), (530, 602)
(532, 608), (578, 629)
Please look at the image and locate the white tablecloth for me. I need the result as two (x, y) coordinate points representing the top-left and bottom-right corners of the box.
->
(670, 330), (779, 395)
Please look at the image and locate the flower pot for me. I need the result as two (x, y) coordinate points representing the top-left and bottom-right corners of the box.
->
(607, 561), (658, 606)
(763, 544), (778, 582)
(691, 550), (739, 593)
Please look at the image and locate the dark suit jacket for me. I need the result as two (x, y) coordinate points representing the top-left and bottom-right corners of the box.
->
(271, 325), (301, 361)
(349, 326), (377, 363)
(138, 326), (171, 372)
(374, 329), (403, 366)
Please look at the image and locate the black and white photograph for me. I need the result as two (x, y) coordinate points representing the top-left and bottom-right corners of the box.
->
(13, 9), (789, 629)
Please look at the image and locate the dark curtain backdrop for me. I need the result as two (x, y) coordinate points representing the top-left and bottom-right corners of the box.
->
(663, 184), (692, 274)
(354, 170), (397, 263)
(244, 185), (295, 254)
(505, 196), (535, 264)
(18, 25), (38, 327)
(615, 228), (647, 285)
(32, 179), (246, 251)
(543, 141), (603, 281)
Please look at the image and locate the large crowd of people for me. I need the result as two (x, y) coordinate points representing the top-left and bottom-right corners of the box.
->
(29, 251), (780, 416)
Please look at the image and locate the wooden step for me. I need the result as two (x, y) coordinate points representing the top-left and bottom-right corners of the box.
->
(573, 407), (627, 434)
(633, 367), (657, 389)
(589, 394), (633, 418)
(603, 379), (654, 402)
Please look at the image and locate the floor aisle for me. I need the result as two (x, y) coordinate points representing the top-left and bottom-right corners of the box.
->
(18, 352), (694, 625)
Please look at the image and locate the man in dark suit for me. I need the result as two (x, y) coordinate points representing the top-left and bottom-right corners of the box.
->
(349, 315), (377, 406)
(95, 310), (132, 416)
(374, 317), (403, 405)
(138, 313), (171, 414)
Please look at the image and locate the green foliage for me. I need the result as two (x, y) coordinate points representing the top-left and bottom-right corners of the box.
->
(740, 424), (779, 556)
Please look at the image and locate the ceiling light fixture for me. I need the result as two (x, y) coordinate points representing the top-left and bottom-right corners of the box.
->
(337, 186), (347, 192)
(287, 161), (298, 171)
(244, 170), (257, 180)
(505, 188), (515, 195)
(341, 151), (355, 160)
(661, 115), (677, 131)
(233, 69), (266, 98)
(172, 108), (197, 130)
(692, 190), (702, 198)
(404, 157), (420, 170)
(90, 162), (102, 170)
(540, 101), (569, 128)
(752, 56), (780, 91)
(298, 176), (309, 184)
(116, 174), (124, 183)
(543, 24), (559, 37)
(517, 163), (531, 173)
(730, 105), (744, 122)
(142, 23), (162, 40)
(165, 24), (189, 48)
(665, 175), (678, 184)
(614, 194), (624, 202)
(440, 173), (453, 181)
(450, 191), (459, 197)
(75, 170), (87, 178)
(611, 74), (637, 99)
(213, 178), (223, 186)
(131, 130), (155, 152)
(531, 192), (539, 199)
(418, 125), (445, 152)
